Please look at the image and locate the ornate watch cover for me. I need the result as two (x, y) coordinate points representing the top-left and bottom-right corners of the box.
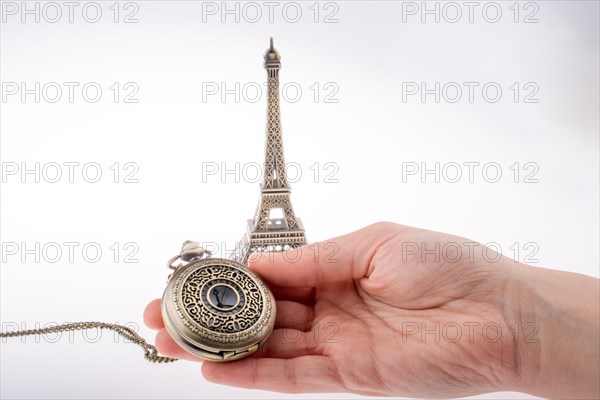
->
(161, 257), (275, 361)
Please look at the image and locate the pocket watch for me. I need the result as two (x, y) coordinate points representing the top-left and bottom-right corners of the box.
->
(161, 241), (276, 362)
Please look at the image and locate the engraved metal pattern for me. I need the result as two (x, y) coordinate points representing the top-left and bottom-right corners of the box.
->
(262, 75), (288, 190)
(162, 244), (275, 361)
(232, 38), (306, 264)
(255, 194), (300, 231)
(177, 264), (263, 335)
(166, 257), (274, 346)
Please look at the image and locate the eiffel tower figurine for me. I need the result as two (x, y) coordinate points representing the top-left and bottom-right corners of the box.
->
(232, 38), (307, 264)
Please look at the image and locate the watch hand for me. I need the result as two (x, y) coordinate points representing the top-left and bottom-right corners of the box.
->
(212, 289), (223, 306)
(222, 287), (233, 306)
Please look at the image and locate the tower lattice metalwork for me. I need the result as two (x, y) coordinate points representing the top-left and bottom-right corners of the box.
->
(232, 38), (306, 264)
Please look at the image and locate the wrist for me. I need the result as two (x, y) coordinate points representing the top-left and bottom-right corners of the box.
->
(504, 263), (599, 399)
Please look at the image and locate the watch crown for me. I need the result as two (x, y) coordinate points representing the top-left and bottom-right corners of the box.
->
(180, 241), (211, 262)
(166, 240), (213, 281)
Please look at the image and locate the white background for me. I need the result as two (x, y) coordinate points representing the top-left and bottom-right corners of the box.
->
(1, 1), (598, 399)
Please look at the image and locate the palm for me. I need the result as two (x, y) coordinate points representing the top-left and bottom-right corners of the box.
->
(277, 225), (515, 397)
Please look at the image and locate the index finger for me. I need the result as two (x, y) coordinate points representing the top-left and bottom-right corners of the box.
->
(249, 223), (394, 287)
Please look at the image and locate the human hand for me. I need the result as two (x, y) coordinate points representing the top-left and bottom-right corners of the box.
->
(144, 222), (599, 398)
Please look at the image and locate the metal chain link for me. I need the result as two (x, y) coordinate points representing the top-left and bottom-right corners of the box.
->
(0, 322), (178, 364)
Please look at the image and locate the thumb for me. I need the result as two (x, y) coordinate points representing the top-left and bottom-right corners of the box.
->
(248, 223), (392, 287)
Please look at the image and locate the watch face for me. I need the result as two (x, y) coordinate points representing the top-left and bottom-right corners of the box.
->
(202, 279), (245, 315)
